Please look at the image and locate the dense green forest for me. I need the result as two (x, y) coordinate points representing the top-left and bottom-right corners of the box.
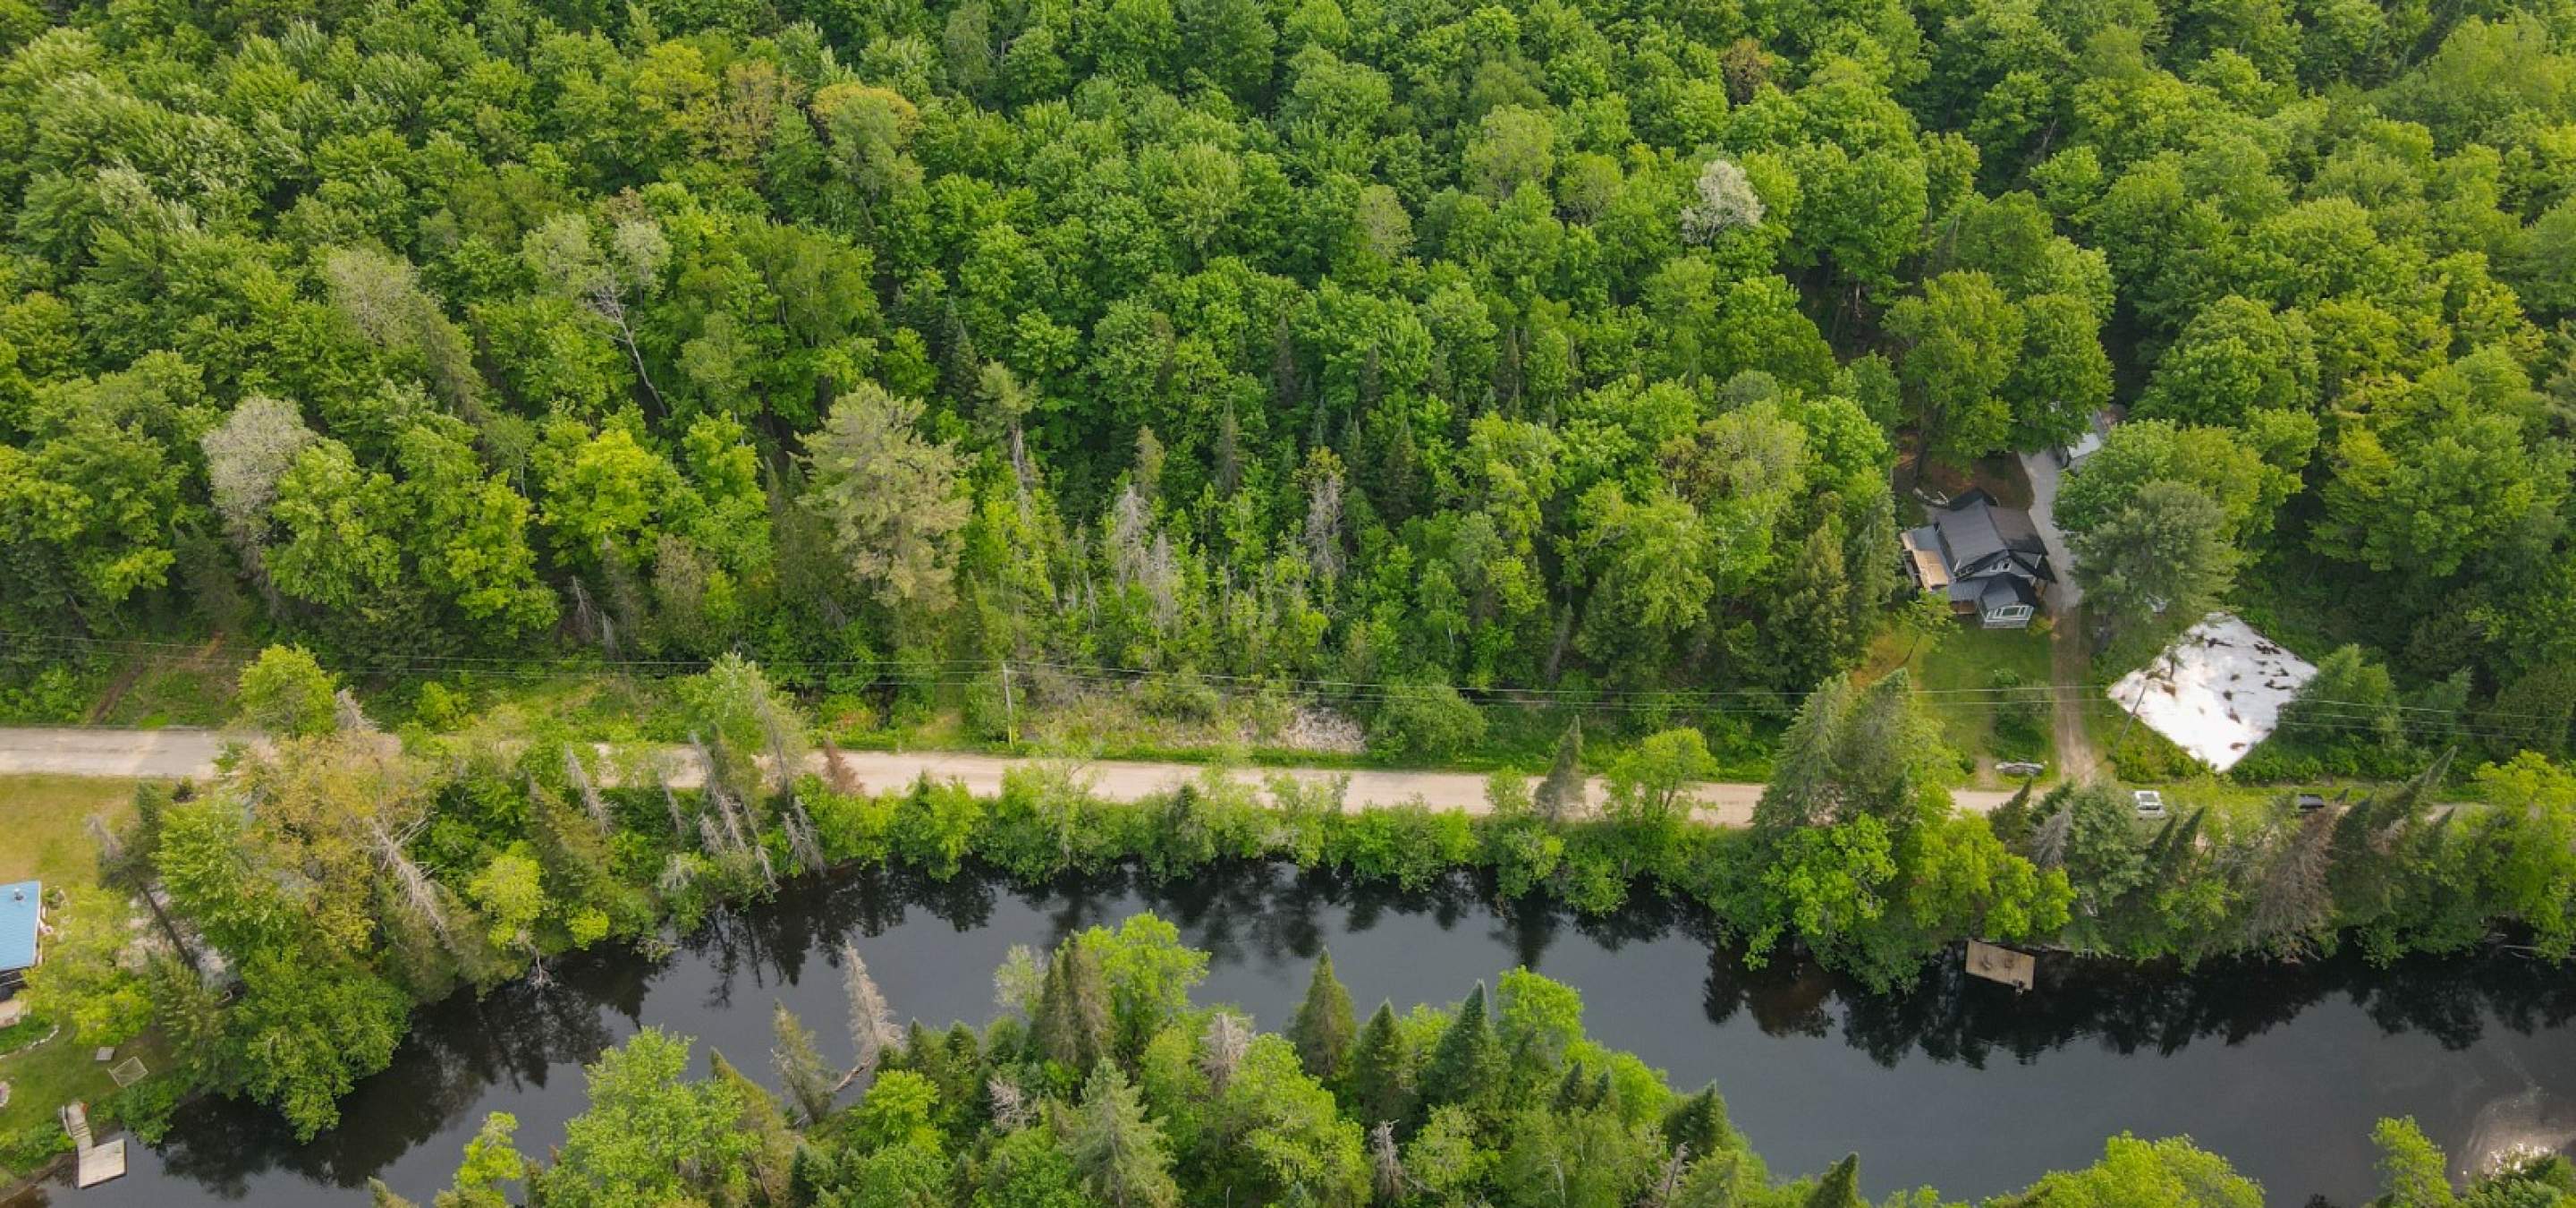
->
(374, 934), (2570, 1208)
(8, 0), (2576, 1192)
(2, 0), (2574, 765)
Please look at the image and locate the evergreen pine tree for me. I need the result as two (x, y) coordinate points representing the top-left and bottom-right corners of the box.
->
(1287, 949), (1357, 1082)
(709, 1049), (799, 1204)
(1663, 1084), (1738, 1159)
(1343, 1000), (1411, 1126)
(2151, 808), (2207, 880)
(1806, 1153), (1866, 1208)
(1552, 1059), (1596, 1111)
(1418, 982), (1502, 1121)
(1767, 512), (1856, 690)
(1755, 674), (1852, 831)
(1988, 778), (2037, 849)
(894, 1019), (939, 1075)
(787, 1144), (832, 1207)
(1535, 717), (1586, 821)
(1066, 1060), (1181, 1208)
(1032, 940), (1113, 1075)
(1835, 670), (1926, 822)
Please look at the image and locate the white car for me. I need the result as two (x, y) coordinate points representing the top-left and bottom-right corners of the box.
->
(2132, 789), (2167, 819)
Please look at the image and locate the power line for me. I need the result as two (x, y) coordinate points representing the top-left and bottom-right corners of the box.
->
(5, 630), (2560, 744)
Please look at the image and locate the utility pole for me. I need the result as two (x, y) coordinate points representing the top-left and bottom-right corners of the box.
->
(2112, 642), (2171, 765)
(999, 658), (1017, 747)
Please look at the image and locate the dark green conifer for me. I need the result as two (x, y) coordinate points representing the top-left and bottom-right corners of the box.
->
(1288, 949), (1357, 1081)
(1342, 1000), (1411, 1126)
(1664, 1084), (1739, 1158)
(1418, 982), (1502, 1120)
(1535, 717), (1586, 821)
(1031, 940), (1112, 1075)
(1806, 1153), (1866, 1208)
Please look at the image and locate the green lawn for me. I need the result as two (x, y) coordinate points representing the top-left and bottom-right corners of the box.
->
(0, 776), (136, 887)
(1864, 621), (2057, 778)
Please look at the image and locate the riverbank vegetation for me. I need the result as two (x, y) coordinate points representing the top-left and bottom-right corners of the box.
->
(13, 651), (2576, 1168)
(377, 934), (2576, 1206)
(6, 0), (2576, 784)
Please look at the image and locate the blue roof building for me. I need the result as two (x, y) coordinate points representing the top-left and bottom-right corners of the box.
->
(0, 880), (42, 982)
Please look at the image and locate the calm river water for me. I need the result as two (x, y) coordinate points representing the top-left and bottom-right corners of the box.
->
(13, 863), (2576, 1205)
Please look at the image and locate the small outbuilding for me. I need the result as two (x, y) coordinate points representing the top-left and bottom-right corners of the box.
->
(0, 880), (42, 991)
(2052, 409), (2117, 471)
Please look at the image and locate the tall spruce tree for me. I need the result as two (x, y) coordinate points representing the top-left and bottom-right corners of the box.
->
(1031, 940), (1113, 1075)
(1664, 1084), (1739, 1159)
(1806, 1154), (1866, 1208)
(1754, 674), (1853, 830)
(1342, 1000), (1411, 1126)
(1989, 778), (2038, 850)
(1418, 982), (1503, 1122)
(1535, 718), (1587, 821)
(1288, 949), (1357, 1082)
(1066, 1061), (1181, 1208)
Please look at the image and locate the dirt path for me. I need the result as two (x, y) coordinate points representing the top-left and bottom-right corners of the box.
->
(2017, 450), (2105, 783)
(0, 727), (2019, 822)
(2017, 451), (2082, 612)
(2049, 608), (2104, 781)
(80, 663), (145, 726)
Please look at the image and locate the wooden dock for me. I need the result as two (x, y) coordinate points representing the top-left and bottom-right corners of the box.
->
(75, 1138), (127, 1187)
(57, 1101), (128, 1187)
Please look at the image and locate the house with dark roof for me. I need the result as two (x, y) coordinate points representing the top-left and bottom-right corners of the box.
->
(0, 880), (40, 991)
(1900, 489), (2055, 628)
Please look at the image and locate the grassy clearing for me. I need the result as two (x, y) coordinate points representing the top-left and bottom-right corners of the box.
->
(0, 776), (137, 887)
(1863, 621), (2057, 777)
(97, 659), (239, 728)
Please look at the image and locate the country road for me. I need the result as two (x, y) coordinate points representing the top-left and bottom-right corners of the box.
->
(0, 726), (2020, 824)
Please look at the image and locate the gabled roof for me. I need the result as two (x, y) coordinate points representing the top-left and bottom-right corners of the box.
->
(0, 880), (38, 973)
(1929, 489), (2054, 583)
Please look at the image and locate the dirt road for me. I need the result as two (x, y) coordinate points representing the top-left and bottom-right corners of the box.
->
(0, 726), (2019, 822)
(0, 727), (235, 779)
(2021, 449), (2106, 782)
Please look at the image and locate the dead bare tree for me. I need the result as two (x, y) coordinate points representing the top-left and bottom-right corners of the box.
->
(657, 853), (699, 897)
(659, 770), (692, 839)
(2029, 805), (2074, 870)
(364, 815), (453, 948)
(566, 746), (612, 835)
(84, 814), (123, 863)
(1369, 1121), (1410, 1201)
(335, 687), (376, 734)
(988, 1076), (1035, 1131)
(783, 796), (827, 872)
(819, 738), (860, 794)
(835, 941), (902, 1091)
(1643, 1144), (1691, 1208)
(1199, 1011), (1251, 1093)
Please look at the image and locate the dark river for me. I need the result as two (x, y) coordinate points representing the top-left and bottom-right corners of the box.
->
(14, 863), (2576, 1205)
